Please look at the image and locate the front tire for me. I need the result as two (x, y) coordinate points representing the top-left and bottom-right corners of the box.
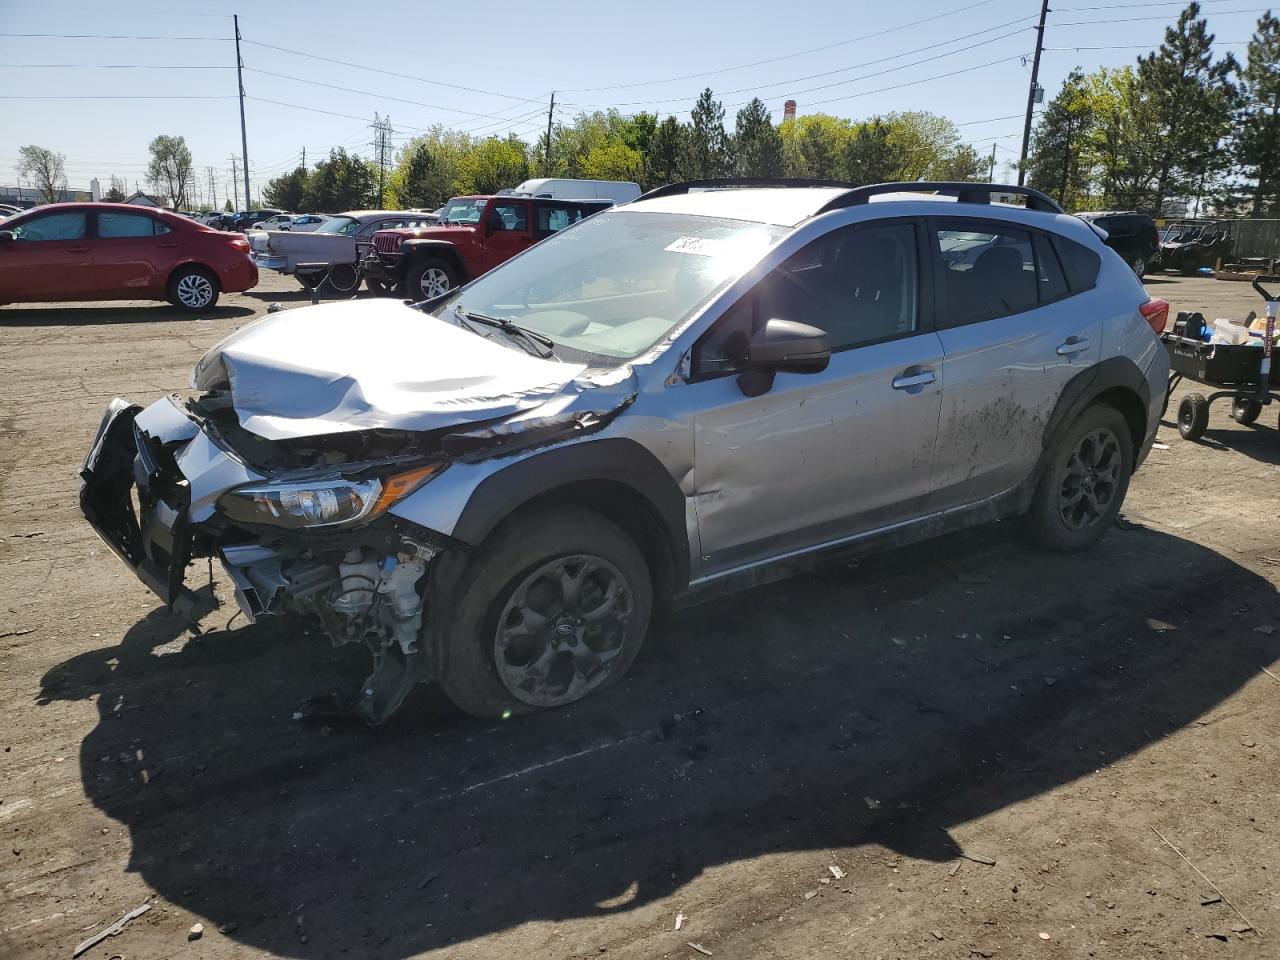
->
(167, 266), (219, 313)
(406, 257), (458, 301)
(1024, 403), (1133, 552)
(1131, 255), (1147, 278)
(439, 506), (653, 718)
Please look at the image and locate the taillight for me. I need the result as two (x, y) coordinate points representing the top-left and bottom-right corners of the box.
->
(1140, 298), (1169, 334)
(228, 238), (250, 253)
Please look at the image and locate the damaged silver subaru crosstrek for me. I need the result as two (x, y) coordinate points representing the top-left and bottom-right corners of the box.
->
(80, 180), (1170, 722)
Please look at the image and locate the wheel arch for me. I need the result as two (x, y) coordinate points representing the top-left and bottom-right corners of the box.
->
(449, 437), (690, 604)
(401, 240), (469, 283)
(1022, 356), (1151, 510)
(165, 260), (219, 292)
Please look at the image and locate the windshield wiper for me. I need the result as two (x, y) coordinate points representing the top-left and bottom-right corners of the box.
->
(455, 308), (556, 359)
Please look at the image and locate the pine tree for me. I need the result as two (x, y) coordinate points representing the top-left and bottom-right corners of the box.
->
(647, 116), (685, 186)
(841, 118), (906, 183)
(1137, 2), (1239, 214)
(1236, 12), (1280, 215)
(1027, 70), (1095, 207)
(679, 89), (732, 179)
(733, 98), (783, 177)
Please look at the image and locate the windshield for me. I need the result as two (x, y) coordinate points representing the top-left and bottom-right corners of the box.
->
(315, 216), (359, 236)
(436, 210), (786, 362)
(439, 198), (488, 225)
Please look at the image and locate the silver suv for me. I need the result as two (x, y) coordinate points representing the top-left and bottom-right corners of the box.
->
(80, 180), (1170, 722)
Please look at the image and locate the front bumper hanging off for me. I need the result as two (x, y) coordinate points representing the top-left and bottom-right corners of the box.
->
(79, 399), (200, 617)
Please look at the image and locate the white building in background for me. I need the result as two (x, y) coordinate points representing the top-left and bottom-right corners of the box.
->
(90, 178), (101, 201)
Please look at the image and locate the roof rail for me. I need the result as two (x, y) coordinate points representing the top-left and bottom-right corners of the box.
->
(638, 177), (858, 202)
(817, 181), (1064, 214)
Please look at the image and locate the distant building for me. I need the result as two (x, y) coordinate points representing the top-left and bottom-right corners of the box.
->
(0, 185), (91, 209)
(124, 191), (169, 208)
(90, 177), (102, 201)
(783, 100), (797, 122)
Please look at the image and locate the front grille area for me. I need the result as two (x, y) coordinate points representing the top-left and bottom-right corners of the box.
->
(373, 233), (402, 255)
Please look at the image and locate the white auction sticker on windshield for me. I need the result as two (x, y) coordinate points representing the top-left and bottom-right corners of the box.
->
(665, 236), (725, 256)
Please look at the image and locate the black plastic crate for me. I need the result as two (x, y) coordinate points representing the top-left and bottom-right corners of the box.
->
(1164, 335), (1279, 387)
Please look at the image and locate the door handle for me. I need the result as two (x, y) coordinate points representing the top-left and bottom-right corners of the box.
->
(1057, 336), (1090, 356)
(891, 368), (937, 390)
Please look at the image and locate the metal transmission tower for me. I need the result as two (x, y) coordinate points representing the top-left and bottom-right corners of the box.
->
(370, 113), (393, 206)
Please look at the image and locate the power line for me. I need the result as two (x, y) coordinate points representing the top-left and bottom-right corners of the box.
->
(0, 32), (224, 40)
(1053, 8), (1267, 27)
(0, 94), (235, 99)
(240, 40), (546, 105)
(243, 67), (543, 123)
(0, 63), (233, 69)
(566, 19), (1034, 109)
(561, 0), (1004, 92)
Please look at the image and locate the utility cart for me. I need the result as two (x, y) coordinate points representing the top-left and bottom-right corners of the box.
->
(1162, 276), (1280, 441)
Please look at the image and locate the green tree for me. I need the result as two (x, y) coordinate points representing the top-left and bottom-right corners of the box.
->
(841, 118), (907, 183)
(1137, 1), (1239, 214)
(1027, 69), (1096, 207)
(935, 144), (984, 182)
(580, 141), (646, 182)
(1236, 12), (1280, 214)
(263, 166), (308, 211)
(463, 136), (528, 194)
(146, 134), (193, 208)
(646, 116), (684, 186)
(16, 145), (66, 204)
(391, 140), (448, 208)
(733, 98), (784, 177)
(303, 148), (375, 212)
(679, 88), (732, 179)
(779, 114), (851, 178)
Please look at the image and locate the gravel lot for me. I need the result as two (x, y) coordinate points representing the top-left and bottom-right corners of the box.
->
(1, 271), (1278, 959)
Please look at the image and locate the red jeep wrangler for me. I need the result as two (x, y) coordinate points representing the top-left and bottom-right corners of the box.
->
(361, 194), (612, 299)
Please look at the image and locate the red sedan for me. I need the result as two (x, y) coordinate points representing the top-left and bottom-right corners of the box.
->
(0, 203), (258, 312)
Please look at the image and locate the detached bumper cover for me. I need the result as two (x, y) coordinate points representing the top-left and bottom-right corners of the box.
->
(79, 399), (198, 614)
(251, 253), (290, 271)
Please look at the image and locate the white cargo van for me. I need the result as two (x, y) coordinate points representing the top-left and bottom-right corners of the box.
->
(511, 178), (642, 204)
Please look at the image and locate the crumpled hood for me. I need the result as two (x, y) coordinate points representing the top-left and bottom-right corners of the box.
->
(192, 299), (586, 441)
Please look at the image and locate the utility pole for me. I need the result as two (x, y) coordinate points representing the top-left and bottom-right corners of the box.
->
(988, 143), (997, 181)
(544, 91), (555, 176)
(229, 156), (239, 209)
(1058, 113), (1075, 206)
(1017, 0), (1050, 187)
(301, 147), (306, 169)
(207, 165), (217, 211)
(234, 14), (251, 212)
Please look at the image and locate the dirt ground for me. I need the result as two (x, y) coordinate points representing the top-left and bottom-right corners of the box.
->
(1, 272), (1278, 960)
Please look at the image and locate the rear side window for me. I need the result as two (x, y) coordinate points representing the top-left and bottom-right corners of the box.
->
(98, 211), (161, 238)
(1052, 235), (1101, 293)
(1033, 233), (1069, 302)
(935, 223), (1037, 325)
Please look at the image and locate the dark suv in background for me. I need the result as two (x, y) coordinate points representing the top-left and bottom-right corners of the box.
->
(1076, 211), (1160, 278)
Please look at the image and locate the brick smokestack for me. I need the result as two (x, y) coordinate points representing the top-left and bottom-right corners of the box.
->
(783, 100), (797, 122)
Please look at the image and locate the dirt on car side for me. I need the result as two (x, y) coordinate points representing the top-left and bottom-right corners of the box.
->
(1, 273), (1278, 960)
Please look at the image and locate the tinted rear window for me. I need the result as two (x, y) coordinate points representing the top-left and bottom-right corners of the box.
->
(1052, 235), (1101, 292)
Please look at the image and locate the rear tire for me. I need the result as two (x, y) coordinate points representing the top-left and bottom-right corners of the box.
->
(1231, 397), (1262, 425)
(167, 266), (219, 313)
(1178, 393), (1210, 440)
(1131, 255), (1147, 278)
(1024, 403), (1133, 553)
(406, 257), (458, 301)
(438, 506), (652, 718)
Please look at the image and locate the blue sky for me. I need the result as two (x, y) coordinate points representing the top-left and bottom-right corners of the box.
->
(0, 0), (1267, 205)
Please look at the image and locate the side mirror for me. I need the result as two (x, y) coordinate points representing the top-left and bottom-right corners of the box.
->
(728, 318), (831, 397)
(0, 230), (13, 244)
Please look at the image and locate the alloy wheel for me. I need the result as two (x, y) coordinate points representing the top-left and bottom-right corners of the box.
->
(494, 555), (634, 707)
(176, 273), (213, 309)
(419, 267), (451, 298)
(1058, 427), (1122, 530)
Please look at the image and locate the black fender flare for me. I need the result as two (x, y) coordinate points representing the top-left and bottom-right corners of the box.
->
(450, 436), (690, 593)
(1025, 355), (1151, 505)
(400, 240), (468, 282)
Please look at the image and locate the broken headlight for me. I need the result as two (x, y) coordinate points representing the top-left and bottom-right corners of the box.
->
(218, 464), (442, 530)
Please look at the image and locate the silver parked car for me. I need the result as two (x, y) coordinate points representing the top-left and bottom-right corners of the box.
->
(79, 180), (1169, 723)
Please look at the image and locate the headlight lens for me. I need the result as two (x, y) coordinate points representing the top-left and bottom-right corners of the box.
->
(219, 463), (442, 529)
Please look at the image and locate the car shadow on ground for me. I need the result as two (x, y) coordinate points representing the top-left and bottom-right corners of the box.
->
(1158, 416), (1280, 465)
(0, 304), (255, 326)
(38, 522), (1280, 957)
